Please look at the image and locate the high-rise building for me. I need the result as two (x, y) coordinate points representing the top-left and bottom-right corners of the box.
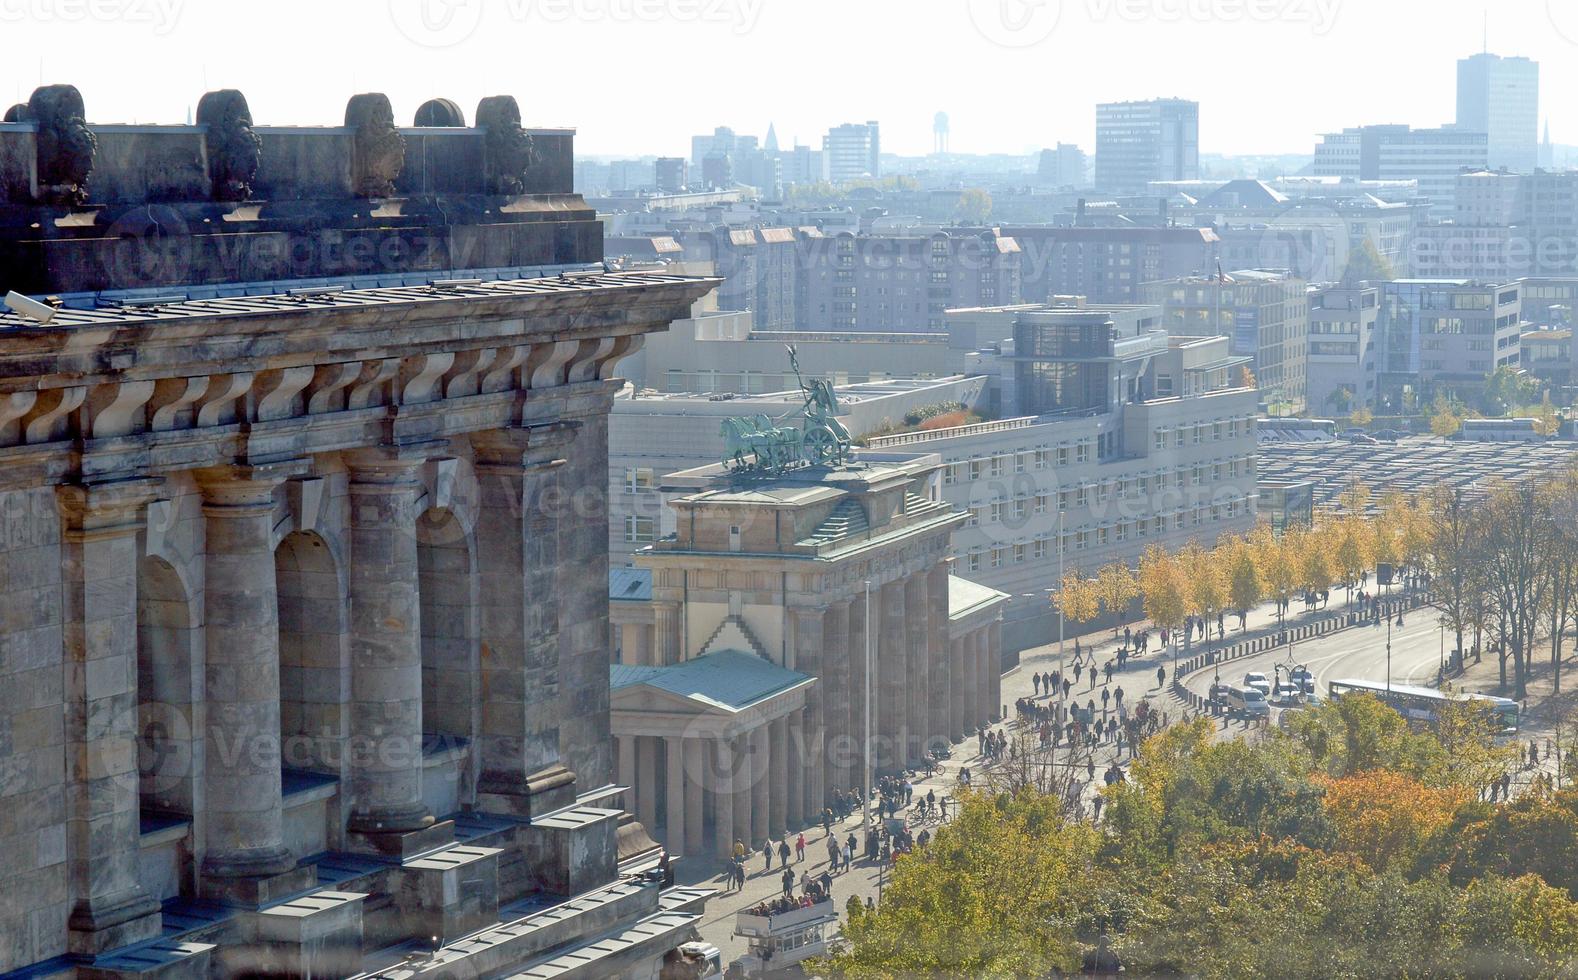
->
(1375, 279), (1524, 409)
(1095, 99), (1199, 194)
(654, 156), (689, 193)
(1457, 52), (1539, 173)
(1313, 125), (1488, 217)
(1036, 143), (1087, 188)
(824, 121), (881, 184)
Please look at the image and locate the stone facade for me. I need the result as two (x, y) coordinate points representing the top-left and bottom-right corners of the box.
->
(610, 456), (1008, 859)
(0, 85), (719, 979)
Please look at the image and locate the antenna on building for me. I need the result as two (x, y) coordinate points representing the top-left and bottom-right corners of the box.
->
(1482, 9), (1488, 53)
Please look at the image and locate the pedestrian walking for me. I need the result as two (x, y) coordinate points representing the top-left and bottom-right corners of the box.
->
(782, 867), (794, 897)
(1156, 665), (1165, 689)
(762, 840), (773, 872)
(796, 833), (806, 862)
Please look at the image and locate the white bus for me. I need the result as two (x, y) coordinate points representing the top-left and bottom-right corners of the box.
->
(1327, 678), (1519, 737)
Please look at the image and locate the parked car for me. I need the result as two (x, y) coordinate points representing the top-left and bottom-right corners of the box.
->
(1374, 428), (1406, 442)
(1244, 672), (1271, 696)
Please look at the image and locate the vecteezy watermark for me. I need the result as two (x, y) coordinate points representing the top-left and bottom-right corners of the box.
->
(1548, 0), (1578, 46)
(1084, 0), (1340, 33)
(0, 0), (183, 34)
(390, 0), (765, 48)
(969, 0), (1339, 46)
(967, 0), (1063, 49)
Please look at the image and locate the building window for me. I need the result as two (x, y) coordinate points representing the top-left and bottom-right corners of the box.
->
(1034, 539), (1048, 560)
(1057, 447), (1071, 466)
(991, 548), (1005, 568)
(991, 502), (1004, 524)
(944, 464), (959, 486)
(968, 460), (983, 481)
(968, 552), (982, 573)
(1034, 495), (1048, 515)
(624, 515), (656, 543)
(1035, 450), (1050, 470)
(968, 507), (982, 527)
(1014, 544), (1027, 564)
(624, 467), (656, 495)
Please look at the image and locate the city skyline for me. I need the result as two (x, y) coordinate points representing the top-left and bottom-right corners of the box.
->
(8, 0), (1578, 158)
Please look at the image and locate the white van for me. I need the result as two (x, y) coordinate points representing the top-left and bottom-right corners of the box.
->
(1225, 685), (1270, 719)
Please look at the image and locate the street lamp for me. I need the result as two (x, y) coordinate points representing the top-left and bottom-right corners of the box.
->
(863, 580), (873, 836)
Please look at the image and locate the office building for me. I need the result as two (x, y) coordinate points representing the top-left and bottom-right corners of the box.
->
(1306, 284), (1382, 414)
(1037, 143), (1088, 188)
(1457, 53), (1539, 173)
(1095, 99), (1200, 193)
(1375, 279), (1524, 409)
(1313, 125), (1488, 216)
(1145, 269), (1310, 412)
(655, 156), (689, 193)
(824, 121), (882, 183)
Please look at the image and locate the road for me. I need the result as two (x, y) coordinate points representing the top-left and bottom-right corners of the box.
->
(1179, 604), (1469, 716)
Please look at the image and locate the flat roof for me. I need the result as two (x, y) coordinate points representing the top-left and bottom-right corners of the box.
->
(0, 271), (717, 331)
(611, 650), (813, 712)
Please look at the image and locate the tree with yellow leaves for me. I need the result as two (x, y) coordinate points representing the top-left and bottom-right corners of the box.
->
(1334, 516), (1373, 605)
(1178, 539), (1227, 649)
(1296, 523), (1337, 611)
(1139, 545), (1187, 653)
(1224, 535), (1262, 630)
(1250, 523), (1300, 625)
(1318, 769), (1468, 873)
(1053, 572), (1099, 635)
(1095, 562), (1138, 640)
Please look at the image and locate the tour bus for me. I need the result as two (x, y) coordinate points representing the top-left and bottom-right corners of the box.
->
(1327, 678), (1519, 737)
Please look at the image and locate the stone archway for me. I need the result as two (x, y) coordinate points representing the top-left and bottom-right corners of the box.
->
(275, 530), (348, 778)
(416, 507), (480, 815)
(136, 555), (200, 820)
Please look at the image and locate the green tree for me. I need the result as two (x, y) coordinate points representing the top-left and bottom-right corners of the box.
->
(821, 790), (1099, 978)
(1340, 236), (1397, 285)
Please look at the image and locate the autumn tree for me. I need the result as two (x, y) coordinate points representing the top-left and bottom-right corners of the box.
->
(1054, 572), (1100, 635)
(1139, 545), (1187, 654)
(1095, 562), (1139, 640)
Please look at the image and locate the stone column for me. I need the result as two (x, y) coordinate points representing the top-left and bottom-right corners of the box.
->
(769, 717), (789, 839)
(195, 464), (305, 894)
(732, 734), (753, 846)
(637, 736), (659, 832)
(683, 739), (705, 857)
(821, 601), (851, 802)
(904, 574), (930, 766)
(471, 426), (576, 818)
(750, 726), (770, 845)
(950, 635), (969, 740)
(713, 739), (734, 859)
(791, 608), (825, 821)
(877, 581), (906, 774)
(343, 451), (433, 837)
(846, 589), (870, 795)
(652, 602), (682, 665)
(926, 564), (951, 753)
(617, 736), (636, 790)
(556, 407), (615, 788)
(988, 621), (1003, 720)
(976, 629), (994, 723)
(785, 711), (805, 830)
(665, 737), (686, 853)
(56, 482), (163, 954)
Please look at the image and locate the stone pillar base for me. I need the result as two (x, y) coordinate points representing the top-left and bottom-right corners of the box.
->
(79, 941), (215, 980)
(200, 864), (319, 909)
(346, 820), (457, 862)
(250, 891), (366, 979)
(476, 765), (578, 821)
(519, 806), (620, 896)
(66, 892), (164, 957)
(399, 846), (501, 944)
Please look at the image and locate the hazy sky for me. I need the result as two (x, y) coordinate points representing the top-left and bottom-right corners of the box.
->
(8, 0), (1574, 158)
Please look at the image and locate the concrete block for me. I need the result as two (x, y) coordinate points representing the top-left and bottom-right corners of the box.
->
(518, 806), (619, 897)
(399, 845), (501, 943)
(253, 890), (365, 979)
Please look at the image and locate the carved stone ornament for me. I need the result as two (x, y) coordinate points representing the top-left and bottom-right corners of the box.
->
(345, 92), (406, 199)
(26, 84), (97, 206)
(197, 89), (262, 202)
(476, 95), (535, 196)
